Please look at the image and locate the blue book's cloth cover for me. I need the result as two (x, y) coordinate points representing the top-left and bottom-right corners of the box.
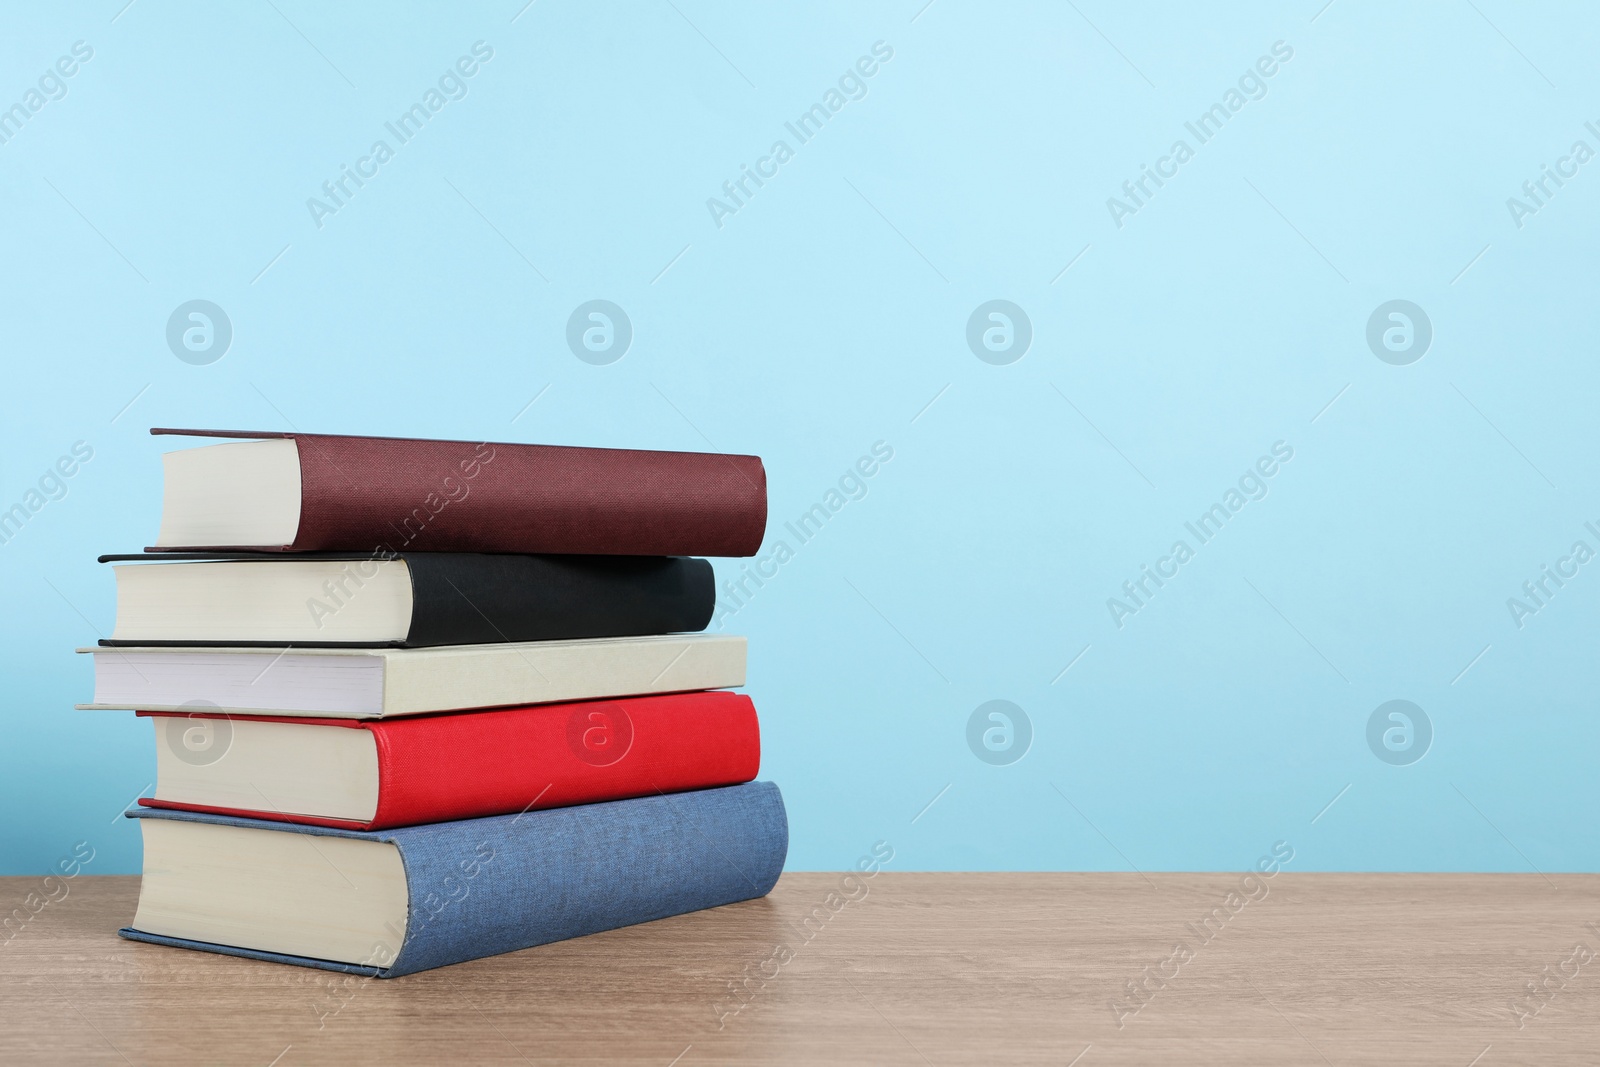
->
(119, 781), (787, 977)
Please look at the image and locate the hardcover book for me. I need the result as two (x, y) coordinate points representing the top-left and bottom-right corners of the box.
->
(146, 428), (767, 557)
(100, 552), (713, 647)
(79, 633), (746, 718)
(119, 782), (788, 976)
(138, 691), (761, 829)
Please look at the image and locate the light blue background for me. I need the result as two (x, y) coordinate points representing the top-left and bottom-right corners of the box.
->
(2, 1), (1595, 875)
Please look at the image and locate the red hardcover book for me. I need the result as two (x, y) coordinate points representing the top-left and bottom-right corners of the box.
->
(147, 427), (767, 557)
(137, 691), (760, 830)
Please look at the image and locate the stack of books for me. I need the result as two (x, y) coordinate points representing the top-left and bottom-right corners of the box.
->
(81, 428), (786, 977)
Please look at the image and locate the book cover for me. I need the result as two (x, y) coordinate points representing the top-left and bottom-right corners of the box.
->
(120, 782), (788, 977)
(148, 428), (767, 557)
(98, 551), (714, 648)
(81, 633), (747, 718)
(138, 691), (762, 829)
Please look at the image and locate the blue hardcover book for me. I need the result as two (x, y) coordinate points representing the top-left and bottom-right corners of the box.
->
(119, 781), (787, 977)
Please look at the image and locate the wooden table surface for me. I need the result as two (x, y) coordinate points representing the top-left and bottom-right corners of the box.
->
(1, 873), (1596, 1065)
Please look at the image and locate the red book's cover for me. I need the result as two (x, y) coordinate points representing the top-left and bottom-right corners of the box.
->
(138, 691), (761, 830)
(146, 428), (767, 557)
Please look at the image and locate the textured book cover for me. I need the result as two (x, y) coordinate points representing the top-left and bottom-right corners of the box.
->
(99, 551), (715, 648)
(120, 782), (788, 976)
(148, 428), (767, 557)
(138, 691), (762, 829)
(80, 633), (747, 718)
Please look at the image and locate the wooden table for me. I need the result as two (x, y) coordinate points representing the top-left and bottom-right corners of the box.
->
(2, 873), (1596, 1064)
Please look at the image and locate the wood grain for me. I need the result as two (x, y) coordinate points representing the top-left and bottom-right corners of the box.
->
(0, 873), (1596, 1065)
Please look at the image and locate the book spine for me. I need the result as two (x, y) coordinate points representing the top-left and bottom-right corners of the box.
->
(385, 782), (786, 975)
(290, 434), (767, 557)
(400, 553), (714, 647)
(135, 797), (375, 831)
(370, 692), (760, 828)
(376, 635), (748, 718)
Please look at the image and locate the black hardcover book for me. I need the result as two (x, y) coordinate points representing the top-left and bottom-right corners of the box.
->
(97, 552), (715, 648)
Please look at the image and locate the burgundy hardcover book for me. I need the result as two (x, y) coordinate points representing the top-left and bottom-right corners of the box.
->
(147, 428), (766, 557)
